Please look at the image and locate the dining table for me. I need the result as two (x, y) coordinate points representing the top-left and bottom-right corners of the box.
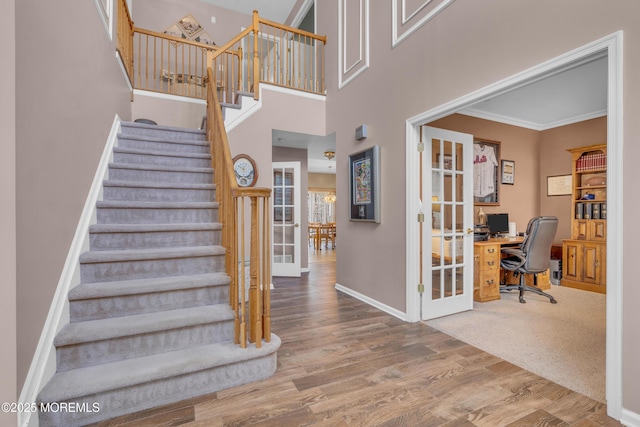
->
(309, 223), (336, 250)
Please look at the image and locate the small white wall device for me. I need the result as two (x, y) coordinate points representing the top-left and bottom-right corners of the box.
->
(355, 124), (367, 140)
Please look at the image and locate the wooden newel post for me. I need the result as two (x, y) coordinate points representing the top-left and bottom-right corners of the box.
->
(249, 196), (263, 347)
(262, 196), (271, 342)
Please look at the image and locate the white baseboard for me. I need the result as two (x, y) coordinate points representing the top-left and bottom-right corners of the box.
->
(18, 115), (121, 427)
(621, 408), (640, 427)
(334, 283), (407, 321)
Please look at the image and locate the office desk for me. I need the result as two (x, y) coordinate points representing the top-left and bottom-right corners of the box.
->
(474, 236), (551, 302)
(474, 237), (521, 302)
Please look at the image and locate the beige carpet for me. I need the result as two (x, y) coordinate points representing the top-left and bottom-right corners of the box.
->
(425, 285), (606, 403)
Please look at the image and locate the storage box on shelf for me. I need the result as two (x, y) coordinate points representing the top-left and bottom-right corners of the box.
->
(562, 144), (607, 293)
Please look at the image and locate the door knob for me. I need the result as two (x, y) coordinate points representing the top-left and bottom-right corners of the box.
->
(294, 223), (300, 227)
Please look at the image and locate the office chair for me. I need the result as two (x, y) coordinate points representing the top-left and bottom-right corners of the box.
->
(500, 216), (558, 304)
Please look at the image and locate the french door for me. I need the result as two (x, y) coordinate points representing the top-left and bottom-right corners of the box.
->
(271, 162), (301, 277)
(420, 126), (474, 320)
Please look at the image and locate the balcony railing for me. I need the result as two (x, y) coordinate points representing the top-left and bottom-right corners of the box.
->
(133, 28), (218, 99)
(122, 6), (326, 102)
(209, 11), (327, 103)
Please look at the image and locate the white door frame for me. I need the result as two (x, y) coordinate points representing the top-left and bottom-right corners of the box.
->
(405, 32), (623, 419)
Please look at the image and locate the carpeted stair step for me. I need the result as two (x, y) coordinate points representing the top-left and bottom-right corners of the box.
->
(54, 305), (235, 371)
(79, 246), (226, 283)
(89, 222), (222, 251)
(108, 162), (213, 184)
(102, 180), (216, 203)
(112, 147), (212, 168)
(121, 121), (206, 142)
(117, 133), (210, 155)
(37, 335), (280, 427)
(36, 121), (280, 427)
(96, 200), (218, 224)
(68, 273), (230, 322)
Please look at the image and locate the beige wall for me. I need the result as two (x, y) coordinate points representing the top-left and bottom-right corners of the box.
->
(227, 87), (326, 189)
(16, 0), (132, 386)
(132, 93), (206, 129)
(309, 173), (336, 190)
(2, 0), (17, 423)
(133, 0), (251, 45)
(317, 0), (640, 414)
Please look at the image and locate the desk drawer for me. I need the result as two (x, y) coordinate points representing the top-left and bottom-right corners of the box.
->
(478, 246), (500, 270)
(474, 270), (501, 302)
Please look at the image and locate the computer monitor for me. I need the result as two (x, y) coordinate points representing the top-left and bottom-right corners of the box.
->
(486, 213), (509, 236)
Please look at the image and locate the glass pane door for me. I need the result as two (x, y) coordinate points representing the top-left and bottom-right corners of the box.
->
(272, 162), (301, 276)
(421, 126), (474, 319)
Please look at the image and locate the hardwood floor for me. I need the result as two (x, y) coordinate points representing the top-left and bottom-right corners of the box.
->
(96, 249), (622, 426)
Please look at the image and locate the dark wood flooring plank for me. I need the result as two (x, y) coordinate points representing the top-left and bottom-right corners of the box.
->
(108, 250), (622, 427)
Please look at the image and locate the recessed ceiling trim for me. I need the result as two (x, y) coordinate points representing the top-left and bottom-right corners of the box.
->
(459, 108), (608, 131)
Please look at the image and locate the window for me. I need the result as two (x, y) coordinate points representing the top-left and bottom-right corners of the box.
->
(308, 191), (336, 223)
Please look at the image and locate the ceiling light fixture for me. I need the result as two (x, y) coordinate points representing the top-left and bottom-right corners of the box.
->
(324, 193), (337, 203)
(323, 150), (335, 160)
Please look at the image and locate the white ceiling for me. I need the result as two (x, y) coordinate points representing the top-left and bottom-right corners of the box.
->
(459, 54), (608, 131)
(200, 1), (608, 172)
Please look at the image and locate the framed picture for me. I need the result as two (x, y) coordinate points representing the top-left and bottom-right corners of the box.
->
(163, 23), (186, 39)
(473, 139), (500, 205)
(349, 145), (380, 223)
(178, 14), (203, 37)
(501, 159), (515, 185)
(193, 31), (216, 46)
(547, 174), (572, 196)
(437, 153), (453, 170)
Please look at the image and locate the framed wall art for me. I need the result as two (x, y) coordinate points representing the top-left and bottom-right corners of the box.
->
(473, 139), (500, 205)
(501, 159), (515, 185)
(178, 14), (203, 37)
(349, 145), (380, 223)
(547, 174), (572, 196)
(437, 153), (453, 170)
(163, 14), (216, 46)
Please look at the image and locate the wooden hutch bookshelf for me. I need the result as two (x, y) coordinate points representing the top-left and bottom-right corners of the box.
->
(562, 144), (607, 293)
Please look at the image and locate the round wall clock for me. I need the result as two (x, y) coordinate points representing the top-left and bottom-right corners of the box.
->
(232, 154), (258, 187)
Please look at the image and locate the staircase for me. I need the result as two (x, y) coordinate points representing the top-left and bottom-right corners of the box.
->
(37, 121), (280, 427)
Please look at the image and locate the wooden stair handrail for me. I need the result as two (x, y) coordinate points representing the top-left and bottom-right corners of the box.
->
(134, 27), (222, 51)
(206, 67), (272, 348)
